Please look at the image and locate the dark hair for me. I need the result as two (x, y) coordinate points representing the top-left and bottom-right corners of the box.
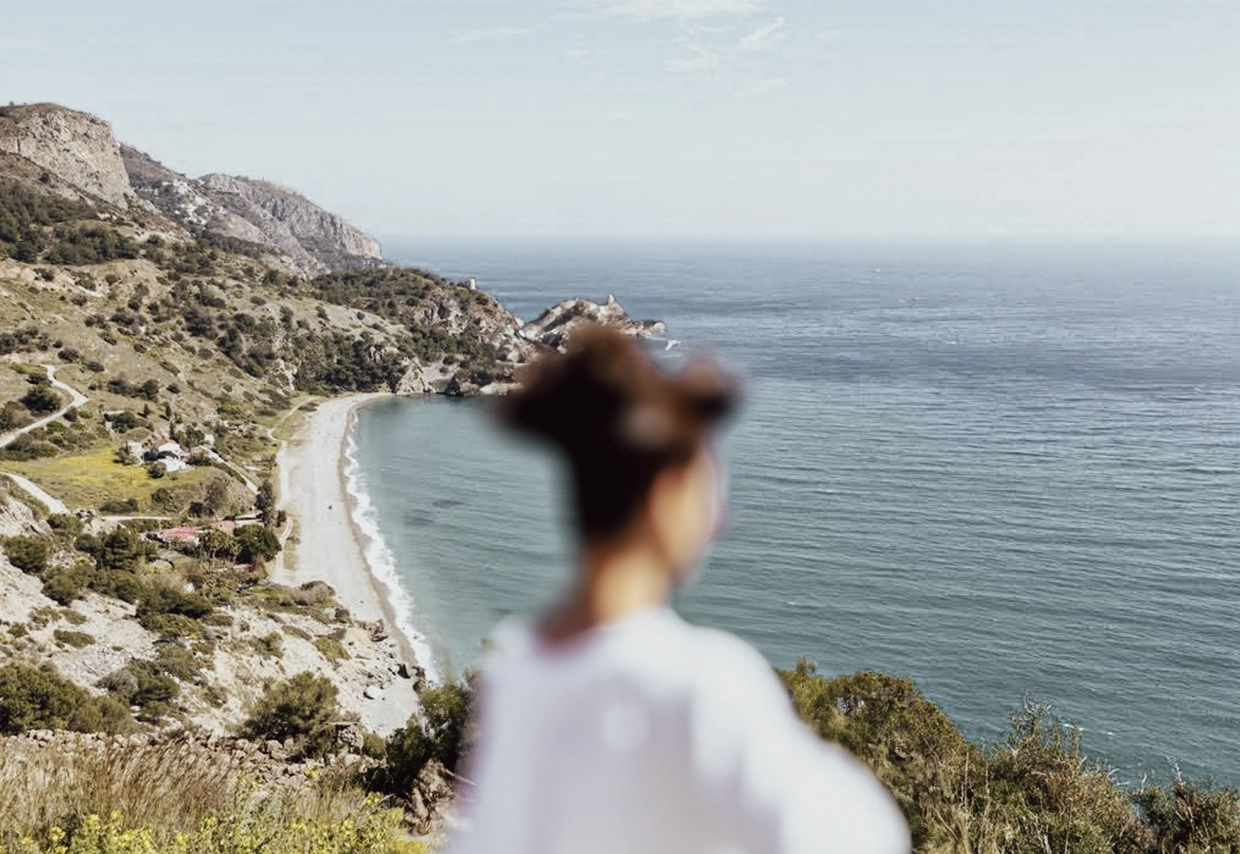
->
(500, 325), (737, 540)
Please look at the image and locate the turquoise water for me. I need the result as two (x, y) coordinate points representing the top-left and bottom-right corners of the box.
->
(351, 239), (1240, 785)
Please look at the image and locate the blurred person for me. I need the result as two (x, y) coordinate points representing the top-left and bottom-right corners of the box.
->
(448, 325), (910, 854)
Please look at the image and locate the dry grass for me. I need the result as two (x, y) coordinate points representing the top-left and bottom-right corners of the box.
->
(0, 737), (404, 849)
(0, 446), (215, 510)
(0, 738), (236, 835)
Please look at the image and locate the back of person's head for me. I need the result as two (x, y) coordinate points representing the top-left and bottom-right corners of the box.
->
(500, 325), (736, 543)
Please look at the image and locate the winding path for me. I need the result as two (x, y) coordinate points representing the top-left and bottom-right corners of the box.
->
(1, 364), (260, 514)
(0, 365), (88, 514)
(0, 365), (88, 450)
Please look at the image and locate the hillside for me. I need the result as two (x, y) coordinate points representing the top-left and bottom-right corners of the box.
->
(0, 101), (657, 744)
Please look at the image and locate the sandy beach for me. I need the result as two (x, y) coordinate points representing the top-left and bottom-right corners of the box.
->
(275, 393), (424, 731)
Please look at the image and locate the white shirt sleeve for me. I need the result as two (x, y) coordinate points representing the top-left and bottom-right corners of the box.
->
(687, 636), (911, 854)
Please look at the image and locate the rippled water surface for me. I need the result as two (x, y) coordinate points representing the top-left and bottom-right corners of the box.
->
(351, 239), (1240, 784)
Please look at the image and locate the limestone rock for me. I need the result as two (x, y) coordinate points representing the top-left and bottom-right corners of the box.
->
(409, 759), (458, 835)
(0, 104), (135, 209)
(200, 173), (381, 272)
(520, 294), (662, 352)
(121, 146), (384, 277)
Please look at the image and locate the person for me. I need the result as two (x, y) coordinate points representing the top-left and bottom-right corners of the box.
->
(447, 325), (910, 854)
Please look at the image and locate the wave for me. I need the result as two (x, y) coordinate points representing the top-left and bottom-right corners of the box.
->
(342, 423), (443, 686)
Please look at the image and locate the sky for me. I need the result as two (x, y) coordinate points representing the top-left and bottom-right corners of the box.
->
(3, 0), (1239, 238)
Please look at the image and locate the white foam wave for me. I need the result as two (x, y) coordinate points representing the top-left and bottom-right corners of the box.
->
(342, 426), (442, 686)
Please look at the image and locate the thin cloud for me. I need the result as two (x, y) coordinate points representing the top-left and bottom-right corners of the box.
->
(740, 76), (788, 96)
(738, 17), (786, 53)
(590, 0), (764, 21)
(451, 26), (537, 44)
(665, 42), (724, 72)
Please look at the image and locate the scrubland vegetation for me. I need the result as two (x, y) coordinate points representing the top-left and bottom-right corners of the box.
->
(3, 648), (1236, 852)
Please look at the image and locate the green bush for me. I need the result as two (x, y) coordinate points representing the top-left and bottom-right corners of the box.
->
(376, 680), (473, 798)
(0, 662), (132, 734)
(0, 400), (34, 430)
(98, 497), (141, 514)
(253, 632), (283, 658)
(314, 635), (348, 661)
(20, 384), (61, 414)
(3, 535), (49, 574)
(1135, 778), (1240, 853)
(776, 663), (1240, 854)
(135, 585), (213, 634)
(47, 513), (83, 539)
(41, 561), (92, 605)
(52, 628), (94, 648)
(780, 662), (975, 848)
(95, 528), (144, 573)
(240, 672), (340, 759)
(235, 524), (280, 564)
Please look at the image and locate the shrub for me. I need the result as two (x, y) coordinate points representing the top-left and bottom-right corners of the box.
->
(3, 535), (49, 574)
(41, 561), (93, 605)
(47, 513), (83, 539)
(52, 628), (95, 648)
(20, 384), (61, 413)
(98, 497), (140, 514)
(95, 528), (144, 572)
(135, 585), (213, 631)
(253, 632), (283, 658)
(0, 662), (132, 734)
(1135, 778), (1240, 853)
(314, 635), (348, 661)
(780, 662), (975, 848)
(376, 680), (473, 798)
(0, 400), (33, 430)
(241, 672), (340, 759)
(292, 580), (335, 606)
(235, 524), (280, 565)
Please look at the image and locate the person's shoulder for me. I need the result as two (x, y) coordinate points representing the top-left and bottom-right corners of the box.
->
(655, 613), (786, 700)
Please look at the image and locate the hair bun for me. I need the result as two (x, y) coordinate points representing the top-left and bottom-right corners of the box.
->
(497, 324), (739, 539)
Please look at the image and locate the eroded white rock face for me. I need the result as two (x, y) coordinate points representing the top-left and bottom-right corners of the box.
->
(199, 174), (381, 269)
(121, 145), (382, 278)
(0, 105), (135, 209)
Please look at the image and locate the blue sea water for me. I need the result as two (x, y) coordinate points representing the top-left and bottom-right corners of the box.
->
(351, 238), (1240, 785)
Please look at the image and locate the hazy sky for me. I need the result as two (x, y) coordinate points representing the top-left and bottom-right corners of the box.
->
(4, 0), (1238, 237)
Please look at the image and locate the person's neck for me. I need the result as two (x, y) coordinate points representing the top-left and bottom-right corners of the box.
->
(540, 537), (672, 644)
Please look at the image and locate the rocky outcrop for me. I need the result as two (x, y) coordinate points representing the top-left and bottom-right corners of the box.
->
(408, 760), (464, 835)
(0, 104), (135, 209)
(121, 146), (383, 277)
(521, 295), (665, 351)
(199, 174), (381, 270)
(0, 481), (48, 539)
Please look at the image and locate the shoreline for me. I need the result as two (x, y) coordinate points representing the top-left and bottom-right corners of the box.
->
(275, 393), (435, 730)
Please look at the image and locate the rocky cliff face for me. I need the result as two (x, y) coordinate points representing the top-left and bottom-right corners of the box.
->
(521, 294), (665, 350)
(122, 146), (382, 277)
(200, 174), (382, 269)
(0, 104), (135, 210)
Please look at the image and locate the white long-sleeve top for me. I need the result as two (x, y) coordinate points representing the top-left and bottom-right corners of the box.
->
(447, 606), (911, 854)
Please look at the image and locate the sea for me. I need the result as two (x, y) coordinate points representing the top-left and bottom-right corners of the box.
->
(346, 238), (1240, 786)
